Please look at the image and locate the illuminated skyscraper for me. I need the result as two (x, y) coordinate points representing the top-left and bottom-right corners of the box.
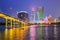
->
(30, 6), (36, 23)
(37, 7), (44, 20)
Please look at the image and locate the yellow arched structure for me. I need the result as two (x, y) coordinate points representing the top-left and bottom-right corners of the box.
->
(0, 12), (28, 28)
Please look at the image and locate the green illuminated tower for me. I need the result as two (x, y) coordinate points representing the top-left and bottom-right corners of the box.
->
(37, 7), (44, 20)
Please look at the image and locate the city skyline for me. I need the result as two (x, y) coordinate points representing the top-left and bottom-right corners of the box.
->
(0, 0), (60, 40)
(0, 0), (60, 19)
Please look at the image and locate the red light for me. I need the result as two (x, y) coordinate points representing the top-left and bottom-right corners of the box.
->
(32, 6), (35, 11)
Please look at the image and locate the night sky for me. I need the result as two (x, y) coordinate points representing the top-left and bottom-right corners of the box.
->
(0, 0), (60, 19)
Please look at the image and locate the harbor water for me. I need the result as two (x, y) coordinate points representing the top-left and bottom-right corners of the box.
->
(0, 24), (60, 40)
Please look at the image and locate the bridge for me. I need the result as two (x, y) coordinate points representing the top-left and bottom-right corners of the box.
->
(0, 12), (28, 29)
(0, 12), (31, 40)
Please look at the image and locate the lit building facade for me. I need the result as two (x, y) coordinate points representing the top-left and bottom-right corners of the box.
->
(17, 11), (29, 22)
(37, 7), (44, 20)
(30, 7), (36, 23)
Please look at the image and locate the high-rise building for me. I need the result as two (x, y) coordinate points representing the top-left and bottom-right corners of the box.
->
(30, 7), (36, 23)
(17, 11), (29, 22)
(58, 16), (60, 20)
(37, 7), (44, 20)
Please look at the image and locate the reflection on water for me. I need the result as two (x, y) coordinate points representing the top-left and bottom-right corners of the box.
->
(0, 25), (29, 40)
(0, 24), (60, 40)
(0, 27), (20, 40)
